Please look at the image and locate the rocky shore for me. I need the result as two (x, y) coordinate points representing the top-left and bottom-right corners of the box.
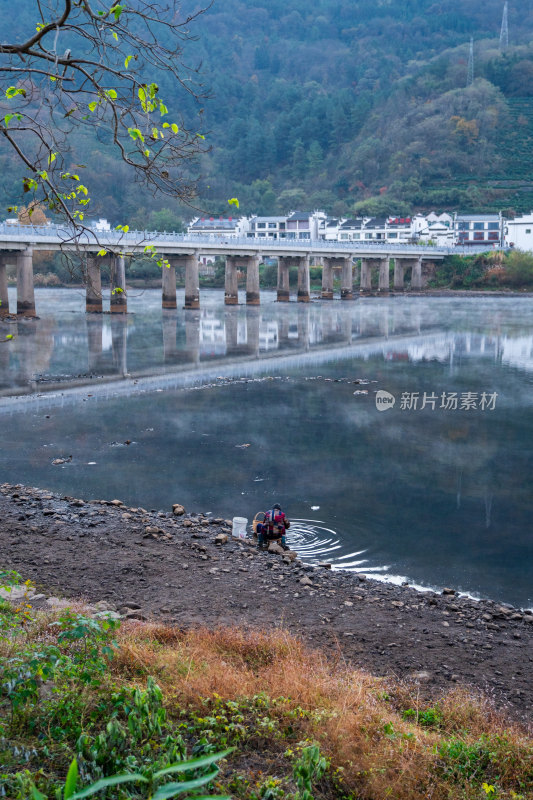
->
(1, 482), (532, 726)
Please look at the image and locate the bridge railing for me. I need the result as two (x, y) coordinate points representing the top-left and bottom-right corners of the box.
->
(0, 222), (506, 256)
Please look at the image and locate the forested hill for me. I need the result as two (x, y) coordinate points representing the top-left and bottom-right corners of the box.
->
(3, 0), (533, 224)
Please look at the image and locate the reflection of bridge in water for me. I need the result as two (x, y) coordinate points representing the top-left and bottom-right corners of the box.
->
(92, 303), (433, 376)
(2, 297), (533, 407)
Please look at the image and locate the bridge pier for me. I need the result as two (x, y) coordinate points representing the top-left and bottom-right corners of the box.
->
(0, 256), (9, 316)
(225, 256), (239, 305)
(86, 256), (103, 313)
(162, 262), (177, 309)
(17, 247), (36, 316)
(411, 258), (423, 291)
(246, 255), (261, 305)
(184, 254), (200, 309)
(393, 258), (404, 292)
(277, 257), (290, 302)
(321, 258), (334, 299)
(110, 254), (127, 313)
(341, 257), (353, 300)
(297, 255), (310, 303)
(378, 258), (390, 294)
(360, 258), (372, 295)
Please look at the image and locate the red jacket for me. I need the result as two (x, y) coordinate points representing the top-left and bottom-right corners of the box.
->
(264, 508), (290, 536)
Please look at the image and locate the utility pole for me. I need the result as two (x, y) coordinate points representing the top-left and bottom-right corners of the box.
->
(500, 1), (509, 50)
(467, 37), (474, 86)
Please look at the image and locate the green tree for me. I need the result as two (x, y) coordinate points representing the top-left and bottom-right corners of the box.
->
(307, 140), (323, 172)
(0, 1), (206, 232)
(292, 139), (307, 180)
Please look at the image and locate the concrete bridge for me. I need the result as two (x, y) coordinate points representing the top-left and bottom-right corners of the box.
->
(0, 222), (497, 316)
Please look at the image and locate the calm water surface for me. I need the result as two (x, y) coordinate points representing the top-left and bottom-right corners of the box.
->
(1, 288), (532, 608)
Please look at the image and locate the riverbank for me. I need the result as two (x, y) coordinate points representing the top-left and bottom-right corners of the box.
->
(1, 483), (532, 727)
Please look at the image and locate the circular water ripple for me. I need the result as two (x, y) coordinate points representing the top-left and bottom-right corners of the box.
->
(287, 518), (378, 572)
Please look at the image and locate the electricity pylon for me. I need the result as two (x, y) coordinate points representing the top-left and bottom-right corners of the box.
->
(467, 37), (474, 86)
(500, 1), (509, 50)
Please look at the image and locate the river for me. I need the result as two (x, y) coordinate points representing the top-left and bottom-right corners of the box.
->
(1, 288), (532, 608)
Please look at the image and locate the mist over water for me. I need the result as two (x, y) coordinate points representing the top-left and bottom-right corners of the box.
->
(1, 289), (532, 608)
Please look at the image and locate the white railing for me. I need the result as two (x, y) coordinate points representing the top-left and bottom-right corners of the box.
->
(0, 222), (506, 256)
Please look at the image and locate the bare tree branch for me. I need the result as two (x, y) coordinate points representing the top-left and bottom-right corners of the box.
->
(0, 0), (210, 254)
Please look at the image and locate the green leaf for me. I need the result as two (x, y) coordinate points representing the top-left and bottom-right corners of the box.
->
(109, 4), (124, 22)
(171, 123), (179, 134)
(6, 85), (26, 99)
(124, 55), (133, 69)
(31, 787), (47, 800)
(138, 86), (147, 110)
(153, 750), (235, 780)
(70, 774), (148, 800)
(97, 249), (108, 257)
(105, 89), (118, 100)
(88, 101), (98, 112)
(144, 148), (150, 157)
(64, 758), (78, 799)
(228, 198), (240, 209)
(4, 113), (22, 127)
(48, 152), (57, 165)
(128, 127), (144, 143)
(111, 31), (119, 41)
(152, 772), (220, 800)
(5, 334), (13, 341)
(159, 101), (168, 116)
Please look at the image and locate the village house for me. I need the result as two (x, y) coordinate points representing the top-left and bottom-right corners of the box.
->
(187, 216), (249, 238)
(247, 215), (288, 239)
(504, 212), (533, 251)
(454, 213), (503, 247)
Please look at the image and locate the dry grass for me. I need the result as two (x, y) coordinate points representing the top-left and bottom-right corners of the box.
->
(110, 622), (533, 800)
(2, 594), (531, 799)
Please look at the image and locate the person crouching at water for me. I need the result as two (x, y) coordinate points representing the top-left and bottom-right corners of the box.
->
(258, 503), (290, 550)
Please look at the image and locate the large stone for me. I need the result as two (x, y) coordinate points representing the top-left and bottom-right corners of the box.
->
(172, 504), (186, 516)
(94, 600), (114, 611)
(411, 670), (432, 683)
(215, 533), (228, 545)
(300, 576), (313, 586)
(268, 542), (285, 555)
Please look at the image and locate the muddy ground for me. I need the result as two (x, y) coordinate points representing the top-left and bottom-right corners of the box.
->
(1, 482), (532, 728)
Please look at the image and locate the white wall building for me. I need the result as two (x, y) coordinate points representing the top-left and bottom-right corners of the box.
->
(187, 216), (249, 238)
(505, 212), (533, 252)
